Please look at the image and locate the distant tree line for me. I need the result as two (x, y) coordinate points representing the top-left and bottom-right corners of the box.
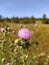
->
(0, 14), (49, 24)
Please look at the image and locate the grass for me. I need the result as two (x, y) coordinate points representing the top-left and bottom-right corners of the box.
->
(1, 22), (49, 55)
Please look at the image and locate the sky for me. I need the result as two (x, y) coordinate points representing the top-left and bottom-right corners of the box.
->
(0, 0), (49, 18)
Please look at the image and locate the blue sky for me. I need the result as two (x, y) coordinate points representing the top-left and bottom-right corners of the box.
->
(0, 0), (49, 18)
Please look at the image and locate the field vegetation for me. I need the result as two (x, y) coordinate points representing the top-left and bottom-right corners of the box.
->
(0, 14), (49, 65)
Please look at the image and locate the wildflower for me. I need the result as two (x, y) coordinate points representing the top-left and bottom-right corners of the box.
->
(20, 24), (23, 27)
(18, 28), (32, 40)
(34, 23), (38, 27)
(0, 28), (5, 32)
(6, 62), (10, 65)
(14, 39), (19, 44)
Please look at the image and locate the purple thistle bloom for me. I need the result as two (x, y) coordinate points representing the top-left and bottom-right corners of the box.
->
(18, 28), (32, 40)
(6, 62), (10, 65)
(20, 24), (23, 26)
(0, 28), (5, 32)
(20, 24), (24, 28)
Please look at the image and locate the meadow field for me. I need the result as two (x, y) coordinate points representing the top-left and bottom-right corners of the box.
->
(1, 22), (49, 54)
(0, 22), (49, 65)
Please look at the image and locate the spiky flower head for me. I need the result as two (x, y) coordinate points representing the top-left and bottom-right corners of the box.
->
(18, 28), (32, 40)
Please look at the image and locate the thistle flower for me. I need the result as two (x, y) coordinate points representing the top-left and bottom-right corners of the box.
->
(20, 24), (23, 26)
(0, 28), (5, 32)
(6, 62), (10, 65)
(18, 28), (32, 40)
